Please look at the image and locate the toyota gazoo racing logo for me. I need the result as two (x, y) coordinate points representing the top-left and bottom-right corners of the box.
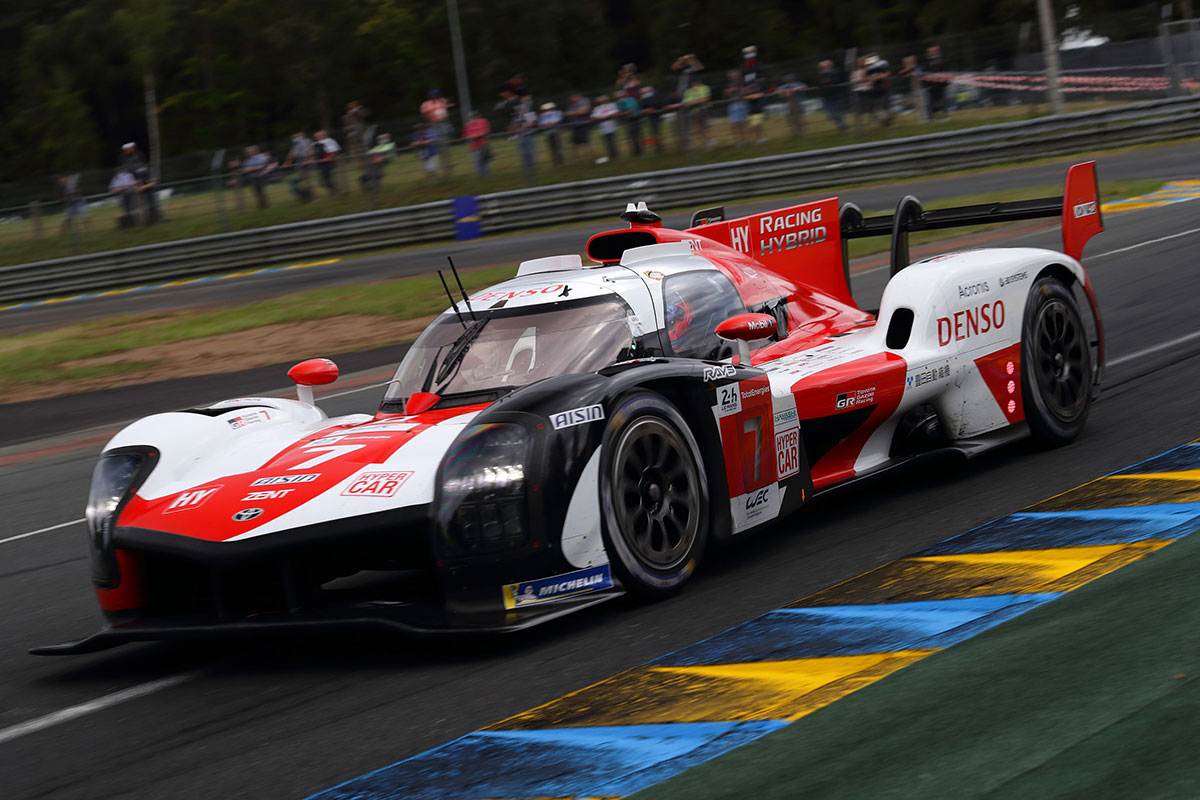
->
(232, 507), (264, 522)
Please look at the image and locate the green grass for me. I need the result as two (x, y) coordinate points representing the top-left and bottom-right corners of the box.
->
(0, 177), (1161, 393)
(634, 528), (1200, 800)
(0, 100), (1130, 267)
(0, 265), (516, 387)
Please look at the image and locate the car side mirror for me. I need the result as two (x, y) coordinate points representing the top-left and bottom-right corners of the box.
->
(715, 313), (777, 365)
(287, 358), (339, 405)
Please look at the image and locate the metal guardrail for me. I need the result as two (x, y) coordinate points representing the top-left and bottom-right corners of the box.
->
(2, 95), (1198, 305)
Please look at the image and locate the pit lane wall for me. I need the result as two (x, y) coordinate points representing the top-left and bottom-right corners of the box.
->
(4, 95), (1200, 306)
(304, 439), (1200, 800)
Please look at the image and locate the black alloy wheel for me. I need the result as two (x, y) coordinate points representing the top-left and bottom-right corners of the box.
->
(1021, 276), (1093, 445)
(600, 391), (709, 597)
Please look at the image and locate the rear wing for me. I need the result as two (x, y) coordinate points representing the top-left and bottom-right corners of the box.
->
(840, 161), (1103, 277)
(684, 161), (1103, 307)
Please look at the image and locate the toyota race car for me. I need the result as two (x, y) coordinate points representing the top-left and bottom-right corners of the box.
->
(34, 162), (1105, 654)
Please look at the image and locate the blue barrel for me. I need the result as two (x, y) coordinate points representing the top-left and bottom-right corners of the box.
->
(453, 195), (482, 241)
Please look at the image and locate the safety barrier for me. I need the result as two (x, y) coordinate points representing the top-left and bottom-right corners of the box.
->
(2, 94), (1198, 305)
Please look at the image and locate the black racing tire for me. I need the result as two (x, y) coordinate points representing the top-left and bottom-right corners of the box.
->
(599, 390), (709, 598)
(1021, 275), (1093, 446)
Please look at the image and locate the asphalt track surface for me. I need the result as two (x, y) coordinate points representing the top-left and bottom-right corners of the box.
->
(2, 148), (1199, 799)
(2, 140), (1197, 336)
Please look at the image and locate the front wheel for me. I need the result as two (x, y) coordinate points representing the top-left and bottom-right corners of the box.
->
(1021, 276), (1093, 446)
(599, 391), (709, 598)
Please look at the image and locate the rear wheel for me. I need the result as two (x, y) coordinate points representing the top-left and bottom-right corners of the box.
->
(600, 391), (709, 597)
(1021, 276), (1093, 445)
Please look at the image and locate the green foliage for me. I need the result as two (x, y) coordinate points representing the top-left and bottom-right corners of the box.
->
(0, 0), (1171, 183)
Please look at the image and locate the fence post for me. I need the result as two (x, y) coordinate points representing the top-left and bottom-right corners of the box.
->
(1161, 22), (1183, 97)
(211, 149), (229, 233)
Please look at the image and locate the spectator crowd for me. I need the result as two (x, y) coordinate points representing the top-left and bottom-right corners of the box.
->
(65, 43), (963, 233)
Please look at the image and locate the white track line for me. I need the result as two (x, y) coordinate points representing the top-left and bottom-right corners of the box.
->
(0, 670), (201, 746)
(315, 380), (390, 401)
(1108, 330), (1200, 368)
(1089, 225), (1200, 260)
(0, 518), (85, 546)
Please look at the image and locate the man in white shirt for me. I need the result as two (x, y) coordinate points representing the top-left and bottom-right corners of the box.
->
(313, 130), (341, 195)
(108, 169), (137, 227)
(590, 95), (619, 164)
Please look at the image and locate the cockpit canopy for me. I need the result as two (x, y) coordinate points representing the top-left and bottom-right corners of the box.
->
(381, 296), (644, 410)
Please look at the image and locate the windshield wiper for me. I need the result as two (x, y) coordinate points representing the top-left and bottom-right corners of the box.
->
(433, 317), (489, 389)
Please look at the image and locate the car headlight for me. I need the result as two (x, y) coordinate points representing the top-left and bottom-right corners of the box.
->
(438, 423), (529, 554)
(86, 449), (156, 588)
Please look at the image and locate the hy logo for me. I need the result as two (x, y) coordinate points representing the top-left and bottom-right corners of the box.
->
(730, 224), (751, 254)
(164, 485), (221, 513)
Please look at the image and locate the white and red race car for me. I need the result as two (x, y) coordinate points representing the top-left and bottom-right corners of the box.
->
(36, 163), (1104, 654)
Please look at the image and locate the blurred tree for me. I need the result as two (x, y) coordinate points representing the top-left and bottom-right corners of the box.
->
(115, 0), (174, 178)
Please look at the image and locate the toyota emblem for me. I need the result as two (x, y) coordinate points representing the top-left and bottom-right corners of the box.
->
(232, 507), (263, 522)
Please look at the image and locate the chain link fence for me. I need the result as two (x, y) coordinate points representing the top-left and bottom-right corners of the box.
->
(2, 12), (1198, 268)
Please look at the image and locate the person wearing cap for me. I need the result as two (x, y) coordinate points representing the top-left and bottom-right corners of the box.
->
(864, 53), (892, 126)
(119, 142), (160, 224)
(538, 101), (564, 167)
(740, 45), (768, 144)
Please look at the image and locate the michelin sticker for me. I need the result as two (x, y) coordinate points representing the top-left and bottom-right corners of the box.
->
(502, 564), (613, 609)
(550, 404), (605, 430)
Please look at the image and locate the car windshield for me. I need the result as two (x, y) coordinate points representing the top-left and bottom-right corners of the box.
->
(382, 297), (638, 408)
